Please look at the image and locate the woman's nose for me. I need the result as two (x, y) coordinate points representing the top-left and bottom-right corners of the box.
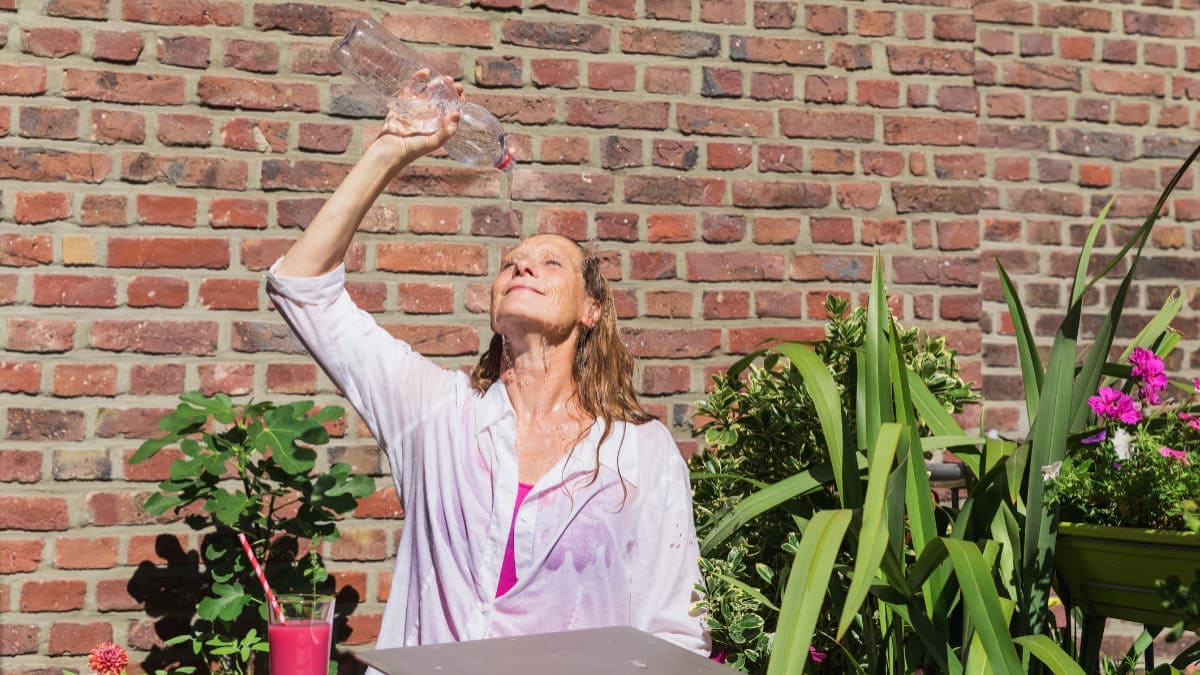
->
(513, 258), (534, 276)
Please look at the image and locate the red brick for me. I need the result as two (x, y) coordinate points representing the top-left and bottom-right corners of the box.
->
(52, 363), (117, 397)
(33, 274), (116, 307)
(644, 65), (690, 94)
(6, 318), (75, 353)
(8, 408), (85, 442)
(0, 496), (68, 530)
(630, 251), (677, 279)
(645, 291), (692, 319)
(91, 108), (145, 144)
(91, 320), (218, 355)
(80, 194), (127, 226)
(21, 27), (81, 58)
(64, 68), (185, 105)
(198, 362), (254, 395)
(266, 363), (317, 395)
(224, 38), (278, 73)
(198, 277), (258, 310)
(18, 106), (78, 140)
(197, 76), (320, 112)
(157, 34), (210, 68)
(377, 242), (487, 275)
(731, 35), (823, 65)
(755, 289), (806, 318)
(156, 113), (212, 146)
(0, 540), (43, 572)
(126, 275), (189, 308)
(221, 117), (288, 153)
(647, 213), (696, 243)
(134, 194), (196, 227)
(210, 197), (268, 229)
(702, 289), (751, 319)
(55, 537), (119, 569)
(0, 65), (46, 96)
(123, 0), (241, 25)
(45, 0), (107, 18)
(330, 528), (389, 561)
(0, 623), (39, 656)
(14, 191), (71, 224)
(728, 326), (824, 354)
(48, 622), (112, 656)
(381, 324), (479, 356)
(531, 58), (580, 88)
(130, 363), (185, 395)
(0, 362), (40, 395)
(21, 580), (85, 611)
(93, 30), (143, 63)
(109, 237), (229, 269)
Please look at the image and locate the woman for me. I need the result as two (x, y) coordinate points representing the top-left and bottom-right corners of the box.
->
(266, 83), (709, 663)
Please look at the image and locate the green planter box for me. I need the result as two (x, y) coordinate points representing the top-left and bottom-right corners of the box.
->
(1055, 522), (1200, 626)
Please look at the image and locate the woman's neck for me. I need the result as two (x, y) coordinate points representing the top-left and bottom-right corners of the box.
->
(500, 335), (585, 421)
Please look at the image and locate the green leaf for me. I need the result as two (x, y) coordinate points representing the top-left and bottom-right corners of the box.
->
(699, 460), (860, 555)
(131, 436), (176, 465)
(767, 509), (853, 675)
(996, 263), (1043, 421)
(773, 341), (856, 506)
(837, 422), (900, 640)
(1013, 635), (1085, 675)
(143, 491), (185, 515)
(941, 538), (1023, 674)
(197, 582), (251, 622)
(863, 255), (894, 456)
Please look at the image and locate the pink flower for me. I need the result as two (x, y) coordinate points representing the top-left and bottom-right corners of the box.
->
(709, 649), (727, 664)
(810, 646), (826, 663)
(87, 642), (128, 675)
(1130, 347), (1168, 405)
(1158, 447), (1190, 465)
(1178, 412), (1200, 433)
(1088, 387), (1142, 425)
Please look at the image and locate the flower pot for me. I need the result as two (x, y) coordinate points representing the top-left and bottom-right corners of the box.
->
(1054, 522), (1200, 626)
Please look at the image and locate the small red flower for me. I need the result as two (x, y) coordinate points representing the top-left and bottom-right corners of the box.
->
(87, 642), (128, 675)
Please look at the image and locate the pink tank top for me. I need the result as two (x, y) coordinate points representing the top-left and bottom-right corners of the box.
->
(495, 482), (534, 598)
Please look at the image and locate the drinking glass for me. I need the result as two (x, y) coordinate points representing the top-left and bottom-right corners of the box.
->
(268, 594), (334, 675)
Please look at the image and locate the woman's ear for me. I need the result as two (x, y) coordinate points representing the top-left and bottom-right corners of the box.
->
(581, 296), (601, 329)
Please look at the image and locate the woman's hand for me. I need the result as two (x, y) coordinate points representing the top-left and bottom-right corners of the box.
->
(367, 72), (463, 169)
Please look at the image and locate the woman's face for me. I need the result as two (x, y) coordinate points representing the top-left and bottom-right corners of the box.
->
(490, 235), (599, 342)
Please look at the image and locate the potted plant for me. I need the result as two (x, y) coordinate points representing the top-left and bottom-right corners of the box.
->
(1046, 340), (1200, 639)
(691, 292), (980, 671)
(129, 392), (375, 675)
(990, 141), (1200, 673)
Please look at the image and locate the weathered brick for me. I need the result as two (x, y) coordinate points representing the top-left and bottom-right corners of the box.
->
(731, 35), (824, 65)
(92, 321), (218, 355)
(503, 19), (609, 53)
(64, 68), (185, 105)
(125, 0), (242, 24)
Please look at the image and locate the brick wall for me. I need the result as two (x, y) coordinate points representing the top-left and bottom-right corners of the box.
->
(1, 0), (1198, 671)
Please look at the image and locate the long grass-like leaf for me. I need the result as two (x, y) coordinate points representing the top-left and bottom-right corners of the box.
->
(699, 461), (858, 555)
(767, 509), (853, 675)
(863, 255), (894, 458)
(773, 342), (856, 506)
(1013, 635), (1086, 675)
(1068, 265), (1134, 432)
(997, 263), (1043, 420)
(837, 423), (901, 640)
(942, 538), (1024, 673)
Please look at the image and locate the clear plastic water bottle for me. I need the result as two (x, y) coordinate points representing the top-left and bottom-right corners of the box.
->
(331, 17), (514, 171)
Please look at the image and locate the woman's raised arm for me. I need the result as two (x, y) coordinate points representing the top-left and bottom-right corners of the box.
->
(275, 81), (461, 278)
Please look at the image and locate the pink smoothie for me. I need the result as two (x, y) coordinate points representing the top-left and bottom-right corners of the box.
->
(268, 619), (332, 675)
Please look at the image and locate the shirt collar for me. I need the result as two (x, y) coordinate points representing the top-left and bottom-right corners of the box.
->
(474, 380), (639, 488)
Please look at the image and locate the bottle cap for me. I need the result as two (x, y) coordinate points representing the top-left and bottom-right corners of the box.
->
(495, 148), (515, 171)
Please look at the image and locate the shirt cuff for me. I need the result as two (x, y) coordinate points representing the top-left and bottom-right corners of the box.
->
(266, 258), (346, 305)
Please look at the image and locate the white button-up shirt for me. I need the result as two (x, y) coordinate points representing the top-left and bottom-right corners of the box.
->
(266, 265), (709, 668)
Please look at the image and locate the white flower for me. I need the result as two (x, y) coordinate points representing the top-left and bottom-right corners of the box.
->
(1112, 428), (1132, 461)
(1041, 461), (1062, 482)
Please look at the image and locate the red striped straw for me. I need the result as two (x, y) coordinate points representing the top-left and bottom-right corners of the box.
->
(237, 532), (286, 625)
